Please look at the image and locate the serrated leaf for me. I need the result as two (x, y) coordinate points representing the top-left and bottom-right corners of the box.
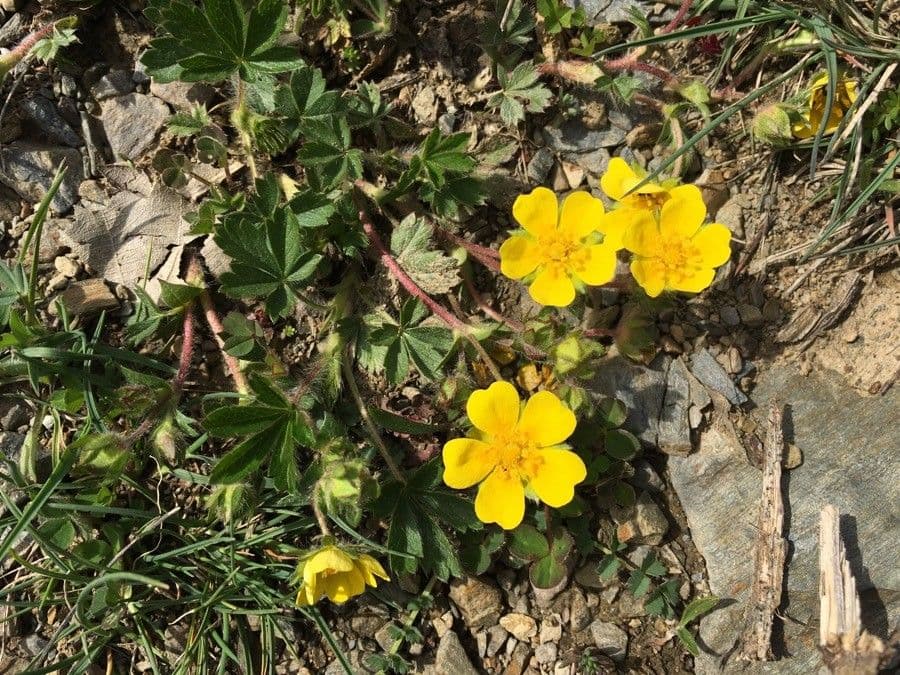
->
(158, 281), (202, 309)
(390, 214), (460, 295)
(508, 524), (549, 560)
(368, 407), (441, 435)
(490, 63), (552, 127)
(296, 118), (363, 188)
(597, 553), (621, 580)
(627, 568), (651, 598)
(210, 423), (284, 485)
(204, 405), (286, 437)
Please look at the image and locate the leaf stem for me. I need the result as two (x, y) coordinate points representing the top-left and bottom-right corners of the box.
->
(199, 289), (250, 396)
(172, 303), (195, 397)
(341, 350), (406, 484)
(436, 229), (501, 273)
(233, 79), (257, 182)
(312, 490), (332, 537)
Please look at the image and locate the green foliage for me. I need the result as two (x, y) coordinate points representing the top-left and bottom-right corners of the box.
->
(142, 0), (302, 83)
(390, 215), (461, 295)
(372, 460), (480, 581)
(220, 312), (267, 361)
(536, 0), (584, 34)
(508, 524), (574, 589)
(167, 105), (213, 137)
(32, 26), (79, 62)
(489, 62), (553, 127)
(0, 261), (27, 329)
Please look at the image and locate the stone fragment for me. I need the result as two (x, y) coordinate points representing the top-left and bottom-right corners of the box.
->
(499, 613), (537, 641)
(0, 402), (29, 431)
(568, 588), (591, 631)
(668, 364), (900, 674)
(19, 97), (82, 147)
(53, 255), (79, 278)
(412, 85), (438, 124)
(526, 147), (554, 183)
(52, 278), (118, 316)
(434, 630), (479, 675)
(449, 577), (503, 630)
(543, 119), (625, 153)
(501, 642), (532, 675)
(91, 69), (135, 100)
(588, 620), (628, 662)
(689, 348), (748, 406)
(611, 491), (669, 545)
(486, 624), (508, 657)
(657, 356), (693, 455)
(538, 616), (562, 644)
(0, 11), (26, 47)
(0, 143), (84, 213)
(99, 93), (169, 160)
(534, 642), (557, 664)
(150, 80), (216, 110)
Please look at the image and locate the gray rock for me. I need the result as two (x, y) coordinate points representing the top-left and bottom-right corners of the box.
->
(569, 588), (592, 631)
(535, 642), (557, 664)
(527, 147), (555, 184)
(92, 69), (135, 100)
(0, 431), (26, 459)
(0, 402), (29, 431)
(587, 353), (694, 453)
(435, 630), (479, 675)
(63, 184), (189, 286)
(611, 491), (669, 545)
(24, 633), (51, 658)
(0, 10), (25, 47)
(689, 348), (748, 406)
(668, 363), (900, 674)
(720, 305), (740, 326)
(717, 196), (745, 238)
(564, 0), (674, 25)
(588, 620), (628, 662)
(631, 459), (664, 492)
(566, 147), (610, 175)
(543, 119), (625, 154)
(0, 143), (84, 213)
(149, 79), (215, 110)
(449, 577), (503, 630)
(99, 93), (169, 160)
(19, 96), (82, 147)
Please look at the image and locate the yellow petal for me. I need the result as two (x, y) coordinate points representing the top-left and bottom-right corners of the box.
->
(356, 554), (390, 587)
(658, 184), (706, 240)
(466, 381), (521, 438)
(303, 546), (355, 585)
(529, 265), (576, 307)
(630, 258), (667, 298)
(499, 235), (542, 279)
(600, 157), (637, 201)
(442, 438), (496, 489)
(525, 447), (587, 508)
(517, 390), (577, 447)
(512, 187), (558, 238)
(322, 566), (366, 604)
(670, 267), (716, 294)
(595, 207), (636, 250)
(570, 243), (617, 287)
(691, 223), (732, 268)
(559, 191), (604, 240)
(621, 211), (662, 257)
(474, 468), (525, 530)
(296, 582), (321, 606)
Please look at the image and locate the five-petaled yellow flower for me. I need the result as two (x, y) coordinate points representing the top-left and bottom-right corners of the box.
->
(599, 158), (674, 246)
(442, 381), (587, 530)
(295, 545), (389, 606)
(499, 187), (618, 307)
(624, 184), (731, 297)
(792, 73), (858, 139)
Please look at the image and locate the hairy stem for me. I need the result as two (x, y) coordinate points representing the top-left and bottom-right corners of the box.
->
(172, 304), (196, 397)
(341, 351), (406, 484)
(312, 490), (332, 537)
(462, 270), (524, 331)
(437, 229), (501, 272)
(199, 290), (250, 396)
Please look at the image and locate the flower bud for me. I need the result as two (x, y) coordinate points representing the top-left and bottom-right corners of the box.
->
(751, 104), (793, 146)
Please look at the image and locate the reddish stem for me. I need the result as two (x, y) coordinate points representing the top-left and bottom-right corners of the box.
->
(438, 230), (501, 272)
(172, 304), (195, 397)
(2, 23), (56, 67)
(360, 210), (466, 332)
(200, 290), (250, 395)
(462, 272), (524, 332)
(583, 327), (617, 339)
(602, 56), (677, 85)
(661, 0), (694, 36)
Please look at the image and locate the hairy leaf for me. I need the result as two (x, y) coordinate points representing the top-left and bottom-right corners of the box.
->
(390, 215), (460, 295)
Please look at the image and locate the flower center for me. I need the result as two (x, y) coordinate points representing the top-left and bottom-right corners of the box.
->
(659, 236), (703, 280)
(540, 233), (580, 265)
(492, 431), (541, 480)
(627, 192), (669, 211)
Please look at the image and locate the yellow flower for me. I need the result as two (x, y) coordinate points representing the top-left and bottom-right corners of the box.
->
(442, 381), (587, 530)
(623, 184), (731, 297)
(295, 545), (389, 606)
(599, 158), (673, 246)
(499, 187), (618, 307)
(792, 73), (858, 139)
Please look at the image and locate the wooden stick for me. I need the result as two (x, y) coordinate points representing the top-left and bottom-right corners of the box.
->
(739, 403), (787, 661)
(818, 505), (885, 674)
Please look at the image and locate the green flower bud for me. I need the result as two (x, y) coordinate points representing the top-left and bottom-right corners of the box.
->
(751, 104), (794, 146)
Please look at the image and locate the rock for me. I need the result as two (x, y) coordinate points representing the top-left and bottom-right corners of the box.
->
(24, 633), (51, 657)
(374, 622), (395, 652)
(500, 613), (537, 641)
(0, 143), (84, 213)
(486, 624), (508, 657)
(449, 577), (503, 630)
(689, 348), (748, 406)
(0, 11), (26, 47)
(668, 363), (900, 674)
(434, 630), (479, 675)
(526, 147), (555, 184)
(150, 80), (216, 110)
(412, 85), (438, 124)
(565, 0), (674, 25)
(502, 642), (532, 675)
(0, 431), (26, 460)
(64, 184), (189, 286)
(99, 93), (169, 160)
(19, 97), (82, 147)
(534, 642), (557, 664)
(631, 459), (664, 492)
(560, 160), (585, 188)
(611, 491), (669, 545)
(543, 119), (625, 154)
(716, 196), (745, 238)
(53, 255), (79, 278)
(348, 613), (384, 637)
(91, 69), (135, 100)
(538, 616), (562, 644)
(737, 302), (764, 327)
(569, 588), (591, 631)
(574, 561), (609, 589)
(588, 620), (628, 662)
(658, 356), (693, 455)
(52, 278), (118, 317)
(0, 402), (29, 431)
(720, 305), (740, 326)
(567, 147), (610, 174)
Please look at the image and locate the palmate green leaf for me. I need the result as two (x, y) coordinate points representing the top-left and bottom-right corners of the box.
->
(142, 0), (301, 84)
(276, 65), (343, 135)
(373, 459), (478, 580)
(490, 62), (553, 127)
(418, 176), (485, 219)
(390, 215), (460, 295)
(417, 130), (476, 187)
(220, 311), (266, 361)
(215, 206), (322, 318)
(296, 118), (363, 188)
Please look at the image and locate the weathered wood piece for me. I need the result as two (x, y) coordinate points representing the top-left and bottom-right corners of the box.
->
(738, 403), (787, 661)
(818, 505), (885, 674)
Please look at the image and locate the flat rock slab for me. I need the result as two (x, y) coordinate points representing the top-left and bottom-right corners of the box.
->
(99, 93), (169, 161)
(0, 143), (84, 213)
(668, 363), (900, 674)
